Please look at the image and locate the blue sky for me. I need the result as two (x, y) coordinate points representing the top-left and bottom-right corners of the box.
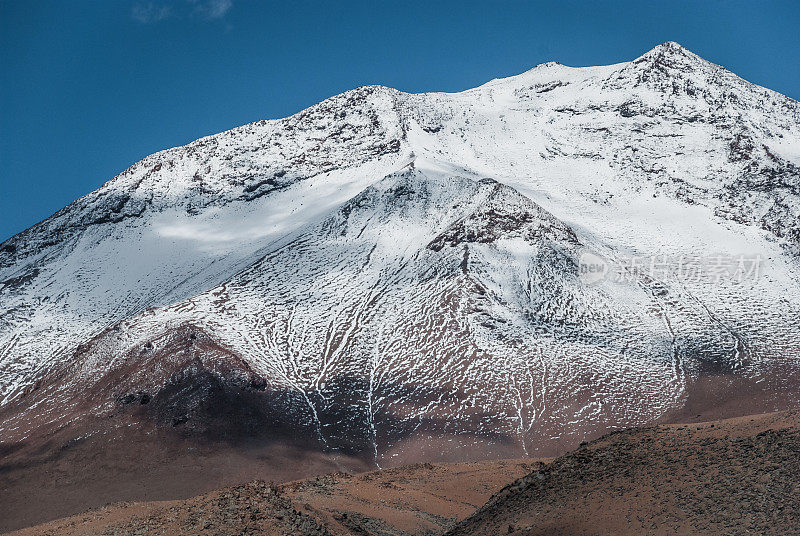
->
(1, 0), (799, 242)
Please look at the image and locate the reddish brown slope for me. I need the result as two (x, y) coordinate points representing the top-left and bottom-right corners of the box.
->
(447, 410), (800, 536)
(0, 324), (372, 533)
(5, 459), (539, 536)
(6, 411), (800, 535)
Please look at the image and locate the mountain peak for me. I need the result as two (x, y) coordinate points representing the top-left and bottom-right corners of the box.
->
(632, 40), (708, 71)
(649, 40), (689, 53)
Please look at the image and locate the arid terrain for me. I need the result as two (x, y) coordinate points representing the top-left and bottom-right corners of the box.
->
(449, 410), (800, 536)
(4, 459), (540, 536)
(7, 410), (799, 535)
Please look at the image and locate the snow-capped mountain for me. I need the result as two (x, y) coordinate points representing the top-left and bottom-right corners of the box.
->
(1, 42), (799, 465)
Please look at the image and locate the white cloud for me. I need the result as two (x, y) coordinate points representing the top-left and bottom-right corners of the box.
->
(131, 2), (172, 23)
(131, 0), (233, 23)
(191, 0), (233, 19)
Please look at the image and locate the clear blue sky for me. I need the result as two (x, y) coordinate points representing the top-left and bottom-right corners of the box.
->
(1, 0), (798, 242)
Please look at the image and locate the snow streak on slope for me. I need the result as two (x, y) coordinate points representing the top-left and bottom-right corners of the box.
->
(1, 43), (799, 461)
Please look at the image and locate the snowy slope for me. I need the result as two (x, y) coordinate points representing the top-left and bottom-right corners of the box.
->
(0, 85), (412, 403)
(1, 42), (799, 461)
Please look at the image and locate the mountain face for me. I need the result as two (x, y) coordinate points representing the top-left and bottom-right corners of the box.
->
(2, 42), (800, 478)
